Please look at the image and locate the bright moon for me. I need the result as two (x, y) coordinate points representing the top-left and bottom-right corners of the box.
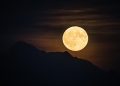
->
(62, 26), (88, 51)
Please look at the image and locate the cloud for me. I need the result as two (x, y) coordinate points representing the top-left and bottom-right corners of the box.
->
(33, 9), (120, 30)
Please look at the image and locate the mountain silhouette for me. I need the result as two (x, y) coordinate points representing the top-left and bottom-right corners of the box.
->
(1, 41), (119, 86)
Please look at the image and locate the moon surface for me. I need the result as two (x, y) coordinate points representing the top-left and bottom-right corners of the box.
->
(62, 26), (88, 51)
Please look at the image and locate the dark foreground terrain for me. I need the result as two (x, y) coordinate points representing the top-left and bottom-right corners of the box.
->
(0, 42), (120, 86)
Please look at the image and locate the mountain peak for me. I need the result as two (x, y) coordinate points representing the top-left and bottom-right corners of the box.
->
(12, 41), (38, 50)
(2, 41), (117, 86)
(63, 51), (72, 56)
(10, 41), (45, 53)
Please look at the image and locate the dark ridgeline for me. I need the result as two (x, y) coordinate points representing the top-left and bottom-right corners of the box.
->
(0, 42), (119, 86)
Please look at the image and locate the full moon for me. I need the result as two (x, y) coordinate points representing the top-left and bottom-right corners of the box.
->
(62, 26), (88, 51)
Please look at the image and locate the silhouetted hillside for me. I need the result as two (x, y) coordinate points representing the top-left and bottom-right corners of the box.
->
(1, 42), (119, 86)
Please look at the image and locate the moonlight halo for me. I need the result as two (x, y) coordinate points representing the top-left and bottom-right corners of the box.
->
(62, 26), (88, 51)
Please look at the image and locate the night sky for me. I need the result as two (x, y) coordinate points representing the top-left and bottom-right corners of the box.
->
(1, 0), (120, 71)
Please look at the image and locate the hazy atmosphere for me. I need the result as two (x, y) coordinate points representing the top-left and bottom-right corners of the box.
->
(1, 0), (120, 71)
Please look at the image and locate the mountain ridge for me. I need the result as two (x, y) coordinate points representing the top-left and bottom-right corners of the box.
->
(1, 41), (119, 86)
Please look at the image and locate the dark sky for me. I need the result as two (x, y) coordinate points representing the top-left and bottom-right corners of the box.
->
(1, 0), (120, 71)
